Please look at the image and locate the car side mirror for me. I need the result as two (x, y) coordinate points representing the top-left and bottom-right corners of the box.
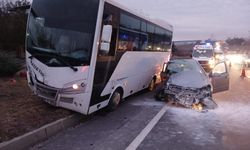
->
(100, 25), (112, 54)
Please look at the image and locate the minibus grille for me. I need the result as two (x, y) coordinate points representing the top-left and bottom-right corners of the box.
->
(36, 83), (58, 100)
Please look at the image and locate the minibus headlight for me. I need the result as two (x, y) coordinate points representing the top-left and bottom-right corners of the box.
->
(72, 84), (79, 90)
(61, 81), (86, 94)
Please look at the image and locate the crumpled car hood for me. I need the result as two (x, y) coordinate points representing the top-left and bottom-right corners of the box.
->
(168, 70), (210, 88)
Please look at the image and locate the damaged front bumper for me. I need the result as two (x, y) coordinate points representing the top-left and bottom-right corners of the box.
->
(164, 84), (212, 108)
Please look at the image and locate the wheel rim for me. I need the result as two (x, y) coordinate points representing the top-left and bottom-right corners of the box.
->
(113, 92), (121, 105)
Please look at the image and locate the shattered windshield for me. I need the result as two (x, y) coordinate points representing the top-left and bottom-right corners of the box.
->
(26, 0), (100, 66)
(167, 59), (203, 75)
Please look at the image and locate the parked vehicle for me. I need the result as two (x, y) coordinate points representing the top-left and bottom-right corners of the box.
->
(155, 59), (229, 110)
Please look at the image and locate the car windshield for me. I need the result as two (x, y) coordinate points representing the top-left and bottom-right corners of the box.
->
(166, 59), (203, 75)
(193, 49), (213, 58)
(26, 0), (100, 66)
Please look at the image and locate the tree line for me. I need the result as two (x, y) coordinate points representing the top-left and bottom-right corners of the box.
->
(226, 37), (250, 52)
(226, 37), (246, 46)
(0, 0), (30, 53)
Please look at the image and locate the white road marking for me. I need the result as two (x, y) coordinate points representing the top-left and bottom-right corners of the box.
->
(125, 105), (168, 150)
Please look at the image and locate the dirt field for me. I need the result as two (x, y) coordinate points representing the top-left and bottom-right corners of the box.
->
(0, 77), (73, 143)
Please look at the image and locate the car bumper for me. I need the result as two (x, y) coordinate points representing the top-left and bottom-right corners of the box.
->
(164, 84), (211, 107)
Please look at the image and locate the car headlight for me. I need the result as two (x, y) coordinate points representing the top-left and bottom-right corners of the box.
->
(215, 55), (220, 60)
(209, 59), (215, 68)
(216, 54), (225, 60)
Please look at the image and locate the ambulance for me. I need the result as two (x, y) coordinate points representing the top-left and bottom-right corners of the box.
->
(192, 44), (215, 72)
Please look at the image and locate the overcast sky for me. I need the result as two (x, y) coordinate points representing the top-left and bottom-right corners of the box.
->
(116, 0), (250, 41)
(23, 0), (250, 41)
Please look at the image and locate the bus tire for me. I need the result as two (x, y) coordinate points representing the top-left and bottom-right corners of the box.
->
(107, 89), (122, 111)
(148, 78), (156, 91)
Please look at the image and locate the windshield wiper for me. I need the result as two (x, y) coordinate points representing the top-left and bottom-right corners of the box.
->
(29, 49), (78, 72)
(54, 52), (78, 72)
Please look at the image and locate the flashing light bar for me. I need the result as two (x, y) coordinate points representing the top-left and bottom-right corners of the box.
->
(194, 45), (213, 50)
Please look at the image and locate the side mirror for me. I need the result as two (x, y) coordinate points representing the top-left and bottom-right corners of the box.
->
(100, 25), (112, 54)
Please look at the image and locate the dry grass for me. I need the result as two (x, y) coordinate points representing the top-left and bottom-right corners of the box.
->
(0, 77), (73, 143)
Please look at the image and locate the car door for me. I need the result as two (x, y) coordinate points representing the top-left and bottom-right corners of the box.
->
(211, 62), (229, 93)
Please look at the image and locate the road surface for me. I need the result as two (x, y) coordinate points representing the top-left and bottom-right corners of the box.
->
(31, 64), (250, 150)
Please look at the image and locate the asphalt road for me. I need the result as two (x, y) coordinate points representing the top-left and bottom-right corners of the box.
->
(31, 64), (250, 150)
